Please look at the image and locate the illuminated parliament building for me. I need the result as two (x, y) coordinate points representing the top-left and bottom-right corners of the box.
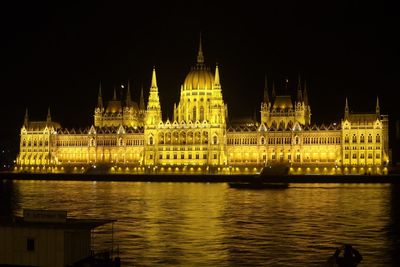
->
(16, 38), (390, 175)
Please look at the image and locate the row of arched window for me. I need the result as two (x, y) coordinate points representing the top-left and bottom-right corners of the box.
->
(22, 139), (49, 147)
(227, 137), (258, 145)
(344, 134), (380, 144)
(303, 137), (341, 144)
(149, 135), (218, 145)
(56, 140), (88, 147)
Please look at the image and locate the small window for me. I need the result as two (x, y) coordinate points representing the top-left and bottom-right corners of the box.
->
(203, 154), (207, 159)
(213, 154), (217, 160)
(27, 238), (35, 251)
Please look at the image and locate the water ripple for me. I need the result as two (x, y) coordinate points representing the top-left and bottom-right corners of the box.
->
(1, 181), (399, 266)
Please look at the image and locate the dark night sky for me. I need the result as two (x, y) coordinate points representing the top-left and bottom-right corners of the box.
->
(0, 1), (397, 159)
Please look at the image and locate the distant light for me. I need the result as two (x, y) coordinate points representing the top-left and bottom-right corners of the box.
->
(121, 85), (125, 88)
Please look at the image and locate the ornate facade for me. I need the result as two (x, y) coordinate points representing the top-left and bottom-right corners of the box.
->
(15, 38), (390, 175)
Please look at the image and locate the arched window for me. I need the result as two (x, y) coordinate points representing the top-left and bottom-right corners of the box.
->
(376, 134), (381, 143)
(345, 135), (349, 143)
(360, 134), (365, 143)
(295, 136), (299, 145)
(22, 140), (26, 146)
(149, 136), (153, 145)
(368, 134), (372, 143)
(352, 134), (357, 143)
(260, 137), (265, 145)
(213, 135), (218, 145)
(193, 107), (197, 121)
(200, 106), (204, 121)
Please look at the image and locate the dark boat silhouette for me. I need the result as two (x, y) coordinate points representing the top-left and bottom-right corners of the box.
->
(228, 164), (290, 189)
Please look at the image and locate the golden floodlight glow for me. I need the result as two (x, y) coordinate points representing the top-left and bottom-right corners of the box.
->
(14, 37), (389, 176)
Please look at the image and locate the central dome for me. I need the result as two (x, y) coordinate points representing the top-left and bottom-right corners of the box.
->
(184, 66), (214, 90)
(183, 35), (215, 91)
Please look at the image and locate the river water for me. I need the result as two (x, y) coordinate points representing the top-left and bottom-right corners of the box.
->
(1, 180), (399, 266)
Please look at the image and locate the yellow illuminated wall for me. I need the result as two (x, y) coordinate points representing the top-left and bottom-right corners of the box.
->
(15, 39), (390, 175)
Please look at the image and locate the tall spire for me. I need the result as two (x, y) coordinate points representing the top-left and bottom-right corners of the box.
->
(24, 108), (29, 126)
(376, 96), (380, 117)
(297, 74), (302, 102)
(46, 107), (51, 122)
(146, 67), (162, 125)
(126, 80), (132, 107)
(174, 103), (177, 121)
(197, 33), (204, 64)
(140, 86), (145, 110)
(214, 63), (220, 86)
(345, 97), (349, 118)
(113, 86), (117, 100)
(263, 74), (270, 103)
(151, 66), (158, 90)
(303, 80), (309, 106)
(97, 82), (103, 109)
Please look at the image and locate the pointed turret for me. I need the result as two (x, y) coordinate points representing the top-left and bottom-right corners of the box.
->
(139, 86), (145, 110)
(197, 33), (204, 65)
(263, 75), (270, 104)
(146, 67), (162, 125)
(126, 80), (132, 107)
(303, 80), (309, 106)
(376, 96), (380, 117)
(345, 97), (349, 119)
(47, 107), (51, 122)
(297, 75), (302, 103)
(174, 103), (177, 121)
(214, 63), (220, 86)
(97, 82), (103, 109)
(24, 108), (29, 126)
(151, 66), (158, 90)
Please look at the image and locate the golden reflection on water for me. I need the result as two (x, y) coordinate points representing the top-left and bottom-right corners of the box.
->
(2, 180), (397, 266)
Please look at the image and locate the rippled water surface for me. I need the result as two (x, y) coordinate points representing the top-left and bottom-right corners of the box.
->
(1, 180), (400, 266)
